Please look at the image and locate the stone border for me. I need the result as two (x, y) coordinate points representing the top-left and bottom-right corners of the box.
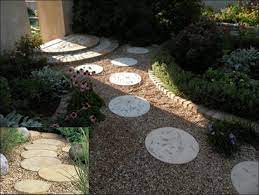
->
(148, 70), (259, 135)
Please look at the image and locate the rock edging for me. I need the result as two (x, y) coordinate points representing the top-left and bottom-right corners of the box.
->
(148, 70), (259, 135)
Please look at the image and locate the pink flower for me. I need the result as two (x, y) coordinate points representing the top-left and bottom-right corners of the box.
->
(73, 81), (79, 87)
(51, 123), (59, 128)
(68, 67), (74, 74)
(82, 103), (91, 110)
(70, 112), (78, 119)
(65, 115), (70, 121)
(89, 115), (97, 124)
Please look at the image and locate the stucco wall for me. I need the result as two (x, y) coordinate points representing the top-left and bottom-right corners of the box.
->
(0, 0), (30, 53)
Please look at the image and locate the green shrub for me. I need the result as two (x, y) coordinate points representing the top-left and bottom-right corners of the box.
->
(0, 111), (42, 128)
(171, 19), (224, 73)
(0, 77), (12, 114)
(222, 47), (259, 76)
(58, 127), (89, 143)
(72, 0), (167, 46)
(152, 50), (259, 121)
(207, 120), (257, 156)
(31, 66), (70, 96)
(151, 0), (203, 33)
(0, 128), (26, 154)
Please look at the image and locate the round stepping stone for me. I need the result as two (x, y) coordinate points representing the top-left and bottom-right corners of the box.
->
(14, 180), (51, 194)
(145, 127), (199, 164)
(33, 139), (64, 146)
(109, 95), (150, 117)
(109, 72), (141, 86)
(29, 130), (41, 139)
(127, 47), (149, 54)
(21, 157), (61, 171)
(231, 161), (259, 194)
(62, 145), (71, 153)
(21, 150), (57, 159)
(41, 132), (60, 139)
(39, 164), (79, 182)
(74, 64), (103, 74)
(111, 57), (138, 67)
(25, 144), (58, 151)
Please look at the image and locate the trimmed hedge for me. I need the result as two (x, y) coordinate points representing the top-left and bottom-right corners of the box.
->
(152, 50), (259, 122)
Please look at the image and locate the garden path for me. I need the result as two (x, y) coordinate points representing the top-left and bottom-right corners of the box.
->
(53, 35), (257, 195)
(0, 131), (80, 194)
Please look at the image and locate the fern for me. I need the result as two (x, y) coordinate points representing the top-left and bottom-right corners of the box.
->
(0, 111), (42, 127)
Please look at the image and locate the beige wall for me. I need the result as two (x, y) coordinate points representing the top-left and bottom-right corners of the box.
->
(62, 0), (73, 35)
(0, 0), (30, 53)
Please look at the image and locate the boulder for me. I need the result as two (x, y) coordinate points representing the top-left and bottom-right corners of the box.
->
(0, 153), (9, 176)
(69, 144), (88, 163)
(17, 127), (30, 141)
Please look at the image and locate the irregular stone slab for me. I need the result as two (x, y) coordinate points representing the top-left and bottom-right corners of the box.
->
(21, 150), (57, 159)
(21, 157), (62, 171)
(231, 161), (259, 194)
(75, 64), (103, 74)
(145, 127), (199, 164)
(39, 164), (79, 182)
(0, 153), (9, 176)
(62, 145), (71, 153)
(14, 180), (51, 194)
(41, 34), (99, 54)
(109, 95), (150, 117)
(109, 72), (141, 86)
(29, 130), (41, 139)
(25, 144), (58, 151)
(41, 132), (60, 139)
(33, 139), (64, 146)
(127, 47), (149, 54)
(17, 127), (30, 141)
(111, 57), (138, 67)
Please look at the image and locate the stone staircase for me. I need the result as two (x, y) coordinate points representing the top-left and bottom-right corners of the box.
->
(39, 34), (119, 66)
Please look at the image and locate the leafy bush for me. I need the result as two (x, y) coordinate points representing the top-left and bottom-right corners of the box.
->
(171, 19), (224, 73)
(152, 50), (259, 121)
(0, 128), (26, 154)
(31, 66), (70, 96)
(222, 47), (259, 76)
(207, 120), (257, 156)
(151, 0), (203, 33)
(0, 111), (42, 127)
(72, 0), (167, 46)
(0, 77), (12, 114)
(58, 127), (89, 143)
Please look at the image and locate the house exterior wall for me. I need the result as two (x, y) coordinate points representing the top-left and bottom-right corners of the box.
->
(0, 0), (30, 54)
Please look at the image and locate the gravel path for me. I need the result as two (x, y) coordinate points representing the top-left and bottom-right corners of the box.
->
(80, 45), (256, 194)
(0, 132), (77, 194)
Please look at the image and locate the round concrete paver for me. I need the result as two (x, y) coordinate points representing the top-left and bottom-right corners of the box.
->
(39, 164), (79, 182)
(21, 157), (62, 172)
(62, 145), (71, 153)
(25, 144), (58, 151)
(41, 132), (60, 139)
(21, 150), (58, 159)
(231, 161), (259, 195)
(75, 64), (103, 74)
(127, 47), (149, 54)
(109, 72), (141, 86)
(33, 139), (64, 146)
(14, 180), (51, 194)
(109, 95), (150, 117)
(111, 58), (138, 67)
(145, 127), (199, 164)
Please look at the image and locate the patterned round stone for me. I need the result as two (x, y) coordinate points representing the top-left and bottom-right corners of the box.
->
(14, 180), (51, 194)
(21, 157), (61, 171)
(25, 144), (58, 151)
(74, 64), (103, 74)
(231, 161), (259, 194)
(21, 150), (57, 159)
(41, 34), (99, 53)
(109, 72), (141, 86)
(127, 47), (149, 54)
(145, 127), (199, 164)
(39, 164), (79, 182)
(29, 130), (41, 139)
(111, 58), (138, 67)
(109, 95), (150, 117)
(33, 139), (64, 146)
